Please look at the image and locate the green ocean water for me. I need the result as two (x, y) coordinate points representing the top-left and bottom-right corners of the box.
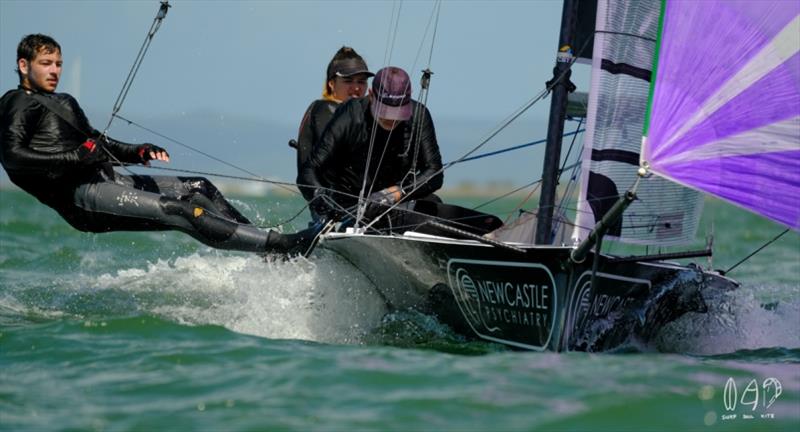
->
(1, 187), (799, 431)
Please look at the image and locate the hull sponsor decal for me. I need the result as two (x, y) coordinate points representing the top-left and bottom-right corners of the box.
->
(447, 259), (558, 350)
(564, 271), (650, 348)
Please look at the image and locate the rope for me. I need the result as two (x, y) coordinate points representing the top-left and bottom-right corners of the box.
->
(113, 114), (298, 196)
(90, 2), (170, 176)
(379, 29), (596, 215)
(446, 129), (584, 165)
(724, 228), (792, 275)
(551, 118), (585, 237)
(102, 1), (170, 136)
(357, 0), (442, 228)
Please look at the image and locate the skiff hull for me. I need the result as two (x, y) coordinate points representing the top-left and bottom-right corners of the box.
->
(319, 231), (738, 352)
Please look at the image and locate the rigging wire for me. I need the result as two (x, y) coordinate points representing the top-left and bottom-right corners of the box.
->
(362, 84), (556, 232)
(356, 0), (405, 226)
(92, 1), (170, 176)
(382, 1), (403, 67)
(112, 106), (573, 207)
(400, 0), (441, 192)
(468, 116), (584, 224)
(724, 228), (791, 275)
(446, 129), (584, 165)
(381, 32), (594, 213)
(490, 118), (583, 228)
(377, 29), (595, 213)
(119, 164), (297, 188)
(102, 1), (170, 136)
(549, 117), (585, 237)
(113, 114), (298, 196)
(94, 1), (299, 198)
(357, 0), (442, 228)
(103, 1), (592, 236)
(473, 178), (543, 211)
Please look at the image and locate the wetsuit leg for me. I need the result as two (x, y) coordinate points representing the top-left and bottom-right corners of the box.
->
(71, 172), (313, 254)
(137, 175), (251, 224)
(157, 196), (276, 252)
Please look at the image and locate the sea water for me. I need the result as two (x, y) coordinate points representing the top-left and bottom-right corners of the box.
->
(1, 188), (798, 431)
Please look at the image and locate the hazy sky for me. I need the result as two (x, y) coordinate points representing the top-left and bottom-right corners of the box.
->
(0, 0), (588, 187)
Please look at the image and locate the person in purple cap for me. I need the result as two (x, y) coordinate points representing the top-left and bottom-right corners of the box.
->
(295, 47), (373, 218)
(298, 66), (443, 223)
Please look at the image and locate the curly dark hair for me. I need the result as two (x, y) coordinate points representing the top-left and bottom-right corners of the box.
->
(16, 34), (61, 81)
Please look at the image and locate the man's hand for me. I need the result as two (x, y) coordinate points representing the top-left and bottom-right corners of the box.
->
(76, 139), (103, 164)
(368, 186), (402, 206)
(310, 188), (336, 219)
(137, 143), (170, 164)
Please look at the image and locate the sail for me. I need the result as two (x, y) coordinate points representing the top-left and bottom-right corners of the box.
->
(574, 0), (703, 245)
(643, 0), (800, 231)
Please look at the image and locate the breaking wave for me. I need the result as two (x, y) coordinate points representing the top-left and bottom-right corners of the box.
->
(653, 283), (800, 355)
(1, 250), (388, 345)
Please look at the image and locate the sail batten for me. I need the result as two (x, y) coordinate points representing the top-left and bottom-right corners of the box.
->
(654, 151), (800, 231)
(644, 0), (800, 231)
(657, 116), (800, 165)
(652, 15), (800, 160)
(574, 0), (702, 246)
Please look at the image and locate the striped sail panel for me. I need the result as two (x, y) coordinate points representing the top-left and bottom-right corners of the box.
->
(574, 0), (702, 245)
(644, 1), (800, 230)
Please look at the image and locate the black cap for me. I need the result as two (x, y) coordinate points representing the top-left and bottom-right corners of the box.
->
(327, 57), (374, 80)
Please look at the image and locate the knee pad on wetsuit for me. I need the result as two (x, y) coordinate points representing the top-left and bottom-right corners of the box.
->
(159, 196), (236, 242)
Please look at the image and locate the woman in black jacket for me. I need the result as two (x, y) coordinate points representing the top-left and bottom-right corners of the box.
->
(295, 47), (374, 220)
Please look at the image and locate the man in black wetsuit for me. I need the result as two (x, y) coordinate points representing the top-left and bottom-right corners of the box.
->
(299, 66), (444, 226)
(0, 34), (310, 254)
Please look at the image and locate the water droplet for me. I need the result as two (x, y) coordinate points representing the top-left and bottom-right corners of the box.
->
(698, 385), (714, 400)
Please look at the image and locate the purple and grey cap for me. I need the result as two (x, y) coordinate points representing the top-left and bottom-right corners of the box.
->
(370, 66), (412, 121)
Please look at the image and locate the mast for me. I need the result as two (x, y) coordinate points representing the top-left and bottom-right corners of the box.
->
(535, 0), (579, 245)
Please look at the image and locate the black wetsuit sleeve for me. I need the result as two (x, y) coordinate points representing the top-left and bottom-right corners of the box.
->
(0, 93), (84, 173)
(402, 105), (443, 199)
(98, 134), (145, 164)
(296, 102), (317, 174)
(65, 100), (142, 165)
(296, 101), (319, 201)
(296, 100), (339, 201)
(298, 103), (354, 202)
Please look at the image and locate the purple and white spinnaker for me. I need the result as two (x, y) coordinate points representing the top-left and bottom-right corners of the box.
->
(643, 0), (800, 231)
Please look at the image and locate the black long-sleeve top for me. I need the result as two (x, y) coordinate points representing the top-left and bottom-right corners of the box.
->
(298, 97), (443, 208)
(0, 87), (143, 208)
(295, 98), (338, 200)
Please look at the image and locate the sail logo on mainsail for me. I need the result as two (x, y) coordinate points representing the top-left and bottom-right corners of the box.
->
(446, 259), (557, 351)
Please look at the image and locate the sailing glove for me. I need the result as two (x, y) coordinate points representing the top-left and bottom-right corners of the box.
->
(137, 143), (169, 162)
(76, 139), (103, 165)
(368, 186), (401, 206)
(310, 188), (337, 219)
